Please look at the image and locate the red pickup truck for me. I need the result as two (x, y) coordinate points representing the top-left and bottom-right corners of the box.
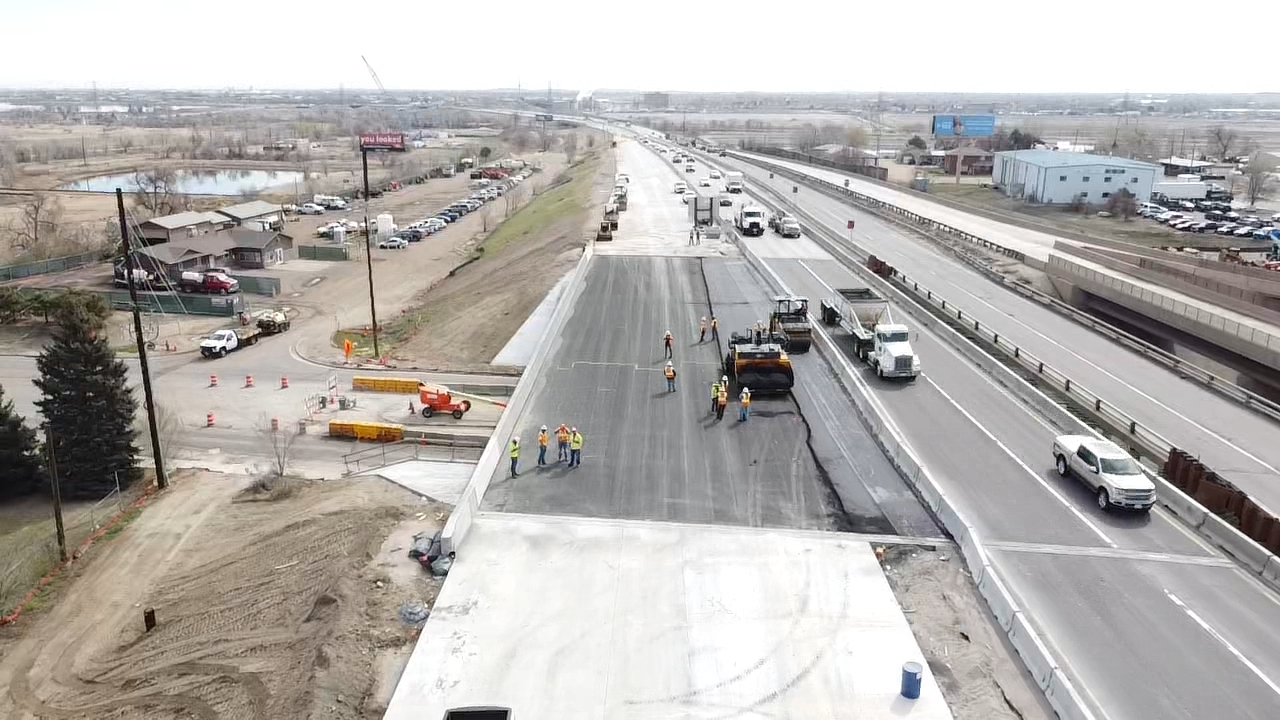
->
(178, 271), (239, 295)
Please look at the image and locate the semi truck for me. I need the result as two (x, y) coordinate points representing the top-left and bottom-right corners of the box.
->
(819, 288), (920, 380)
(1152, 181), (1207, 202)
(688, 195), (715, 226)
(725, 171), (745, 194)
(735, 205), (766, 236)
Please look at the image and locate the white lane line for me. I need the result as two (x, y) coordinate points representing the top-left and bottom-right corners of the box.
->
(1164, 590), (1280, 698)
(942, 281), (1280, 478)
(922, 375), (1117, 548)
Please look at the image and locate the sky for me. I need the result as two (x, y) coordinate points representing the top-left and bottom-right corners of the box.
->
(2, 0), (1278, 95)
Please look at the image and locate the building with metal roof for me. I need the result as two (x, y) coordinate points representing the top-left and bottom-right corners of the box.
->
(992, 150), (1160, 205)
(216, 200), (283, 230)
(137, 211), (230, 245)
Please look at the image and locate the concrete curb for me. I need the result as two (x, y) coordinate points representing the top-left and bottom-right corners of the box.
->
(441, 244), (596, 555)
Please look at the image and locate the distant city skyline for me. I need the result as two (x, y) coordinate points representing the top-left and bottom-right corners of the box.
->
(3, 0), (1276, 95)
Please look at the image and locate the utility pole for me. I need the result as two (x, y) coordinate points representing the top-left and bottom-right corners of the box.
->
(360, 149), (381, 358)
(46, 426), (67, 562)
(116, 188), (167, 490)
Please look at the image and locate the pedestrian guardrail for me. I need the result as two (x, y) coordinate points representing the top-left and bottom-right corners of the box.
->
(342, 440), (480, 475)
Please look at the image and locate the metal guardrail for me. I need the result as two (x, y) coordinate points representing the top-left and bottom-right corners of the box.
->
(342, 439), (481, 475)
(725, 151), (1280, 425)
(714, 148), (1280, 555)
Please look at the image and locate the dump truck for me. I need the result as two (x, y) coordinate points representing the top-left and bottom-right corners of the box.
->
(819, 288), (919, 380)
(604, 203), (619, 230)
(769, 296), (812, 353)
(723, 330), (794, 393)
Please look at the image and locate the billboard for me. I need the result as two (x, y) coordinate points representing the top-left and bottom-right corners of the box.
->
(931, 114), (996, 137)
(358, 132), (406, 151)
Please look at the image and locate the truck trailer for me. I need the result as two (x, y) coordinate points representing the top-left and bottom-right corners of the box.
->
(725, 171), (745, 194)
(819, 288), (920, 380)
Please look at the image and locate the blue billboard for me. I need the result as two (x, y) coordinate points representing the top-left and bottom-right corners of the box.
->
(931, 114), (996, 137)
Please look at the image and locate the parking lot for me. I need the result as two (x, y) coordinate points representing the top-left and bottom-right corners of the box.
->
(1141, 198), (1280, 243)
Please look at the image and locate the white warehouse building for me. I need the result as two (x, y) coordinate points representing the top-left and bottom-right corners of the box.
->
(992, 150), (1160, 205)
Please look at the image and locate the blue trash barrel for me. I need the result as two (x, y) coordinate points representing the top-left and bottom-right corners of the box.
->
(900, 661), (923, 699)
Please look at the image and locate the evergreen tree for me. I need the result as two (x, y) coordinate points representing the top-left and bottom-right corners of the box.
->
(33, 295), (139, 499)
(0, 383), (44, 500)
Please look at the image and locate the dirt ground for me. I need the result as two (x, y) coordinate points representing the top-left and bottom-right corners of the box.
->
(388, 141), (616, 371)
(0, 470), (449, 719)
(880, 545), (1052, 720)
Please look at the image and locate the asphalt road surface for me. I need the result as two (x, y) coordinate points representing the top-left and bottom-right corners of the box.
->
(724, 153), (1280, 516)
(690, 159), (1280, 719)
(481, 255), (850, 531)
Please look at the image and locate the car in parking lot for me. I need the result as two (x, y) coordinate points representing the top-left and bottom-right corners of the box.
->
(1156, 212), (1184, 224)
(1233, 226), (1255, 237)
(1216, 224), (1239, 235)
(1172, 220), (1196, 231)
(299, 203), (325, 215)
(398, 228), (425, 242)
(378, 237), (408, 249)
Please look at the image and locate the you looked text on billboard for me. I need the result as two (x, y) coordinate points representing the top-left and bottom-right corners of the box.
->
(359, 132), (407, 152)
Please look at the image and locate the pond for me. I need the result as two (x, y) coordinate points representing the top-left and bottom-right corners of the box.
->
(60, 168), (305, 196)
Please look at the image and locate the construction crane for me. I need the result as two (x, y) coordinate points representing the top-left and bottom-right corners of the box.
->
(362, 55), (388, 97)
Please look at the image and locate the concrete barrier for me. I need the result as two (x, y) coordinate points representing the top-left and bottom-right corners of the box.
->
(959, 529), (989, 577)
(441, 245), (595, 555)
(1008, 611), (1058, 691)
(1263, 555), (1280, 589)
(1046, 668), (1100, 720)
(977, 568), (1018, 632)
(1152, 475), (1207, 530)
(1201, 512), (1271, 575)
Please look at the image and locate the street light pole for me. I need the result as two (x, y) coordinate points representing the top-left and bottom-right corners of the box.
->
(116, 188), (168, 490)
(361, 148), (381, 359)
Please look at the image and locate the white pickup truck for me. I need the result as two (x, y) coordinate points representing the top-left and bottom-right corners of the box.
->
(1052, 435), (1156, 513)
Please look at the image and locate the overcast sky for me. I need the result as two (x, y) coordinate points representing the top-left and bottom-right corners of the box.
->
(3, 0), (1277, 94)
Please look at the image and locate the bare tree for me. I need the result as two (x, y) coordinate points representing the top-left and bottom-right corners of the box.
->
(503, 184), (527, 218)
(1244, 153), (1277, 206)
(136, 402), (183, 473)
(510, 131), (530, 153)
(539, 131), (553, 152)
(133, 168), (183, 217)
(1104, 188), (1138, 220)
(5, 192), (63, 253)
(1207, 125), (1238, 159)
(481, 207), (497, 232)
(563, 133), (579, 163)
(254, 414), (299, 493)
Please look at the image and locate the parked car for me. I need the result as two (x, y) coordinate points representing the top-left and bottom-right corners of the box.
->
(1233, 226), (1256, 237)
(299, 203), (325, 215)
(1195, 221), (1221, 233)
(399, 228), (425, 242)
(378, 237), (409, 249)
(1216, 224), (1239, 235)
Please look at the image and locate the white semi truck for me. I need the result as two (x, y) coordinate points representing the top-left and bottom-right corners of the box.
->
(735, 205), (766, 236)
(819, 288), (920, 380)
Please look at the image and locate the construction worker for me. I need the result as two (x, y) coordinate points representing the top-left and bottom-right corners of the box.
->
(710, 379), (721, 414)
(716, 383), (729, 421)
(710, 316), (719, 341)
(664, 360), (677, 392)
(663, 329), (674, 359)
(509, 436), (520, 478)
(699, 317), (707, 343)
(537, 425), (549, 466)
(739, 387), (752, 422)
(569, 428), (584, 468)
(556, 423), (570, 462)
(689, 226), (696, 247)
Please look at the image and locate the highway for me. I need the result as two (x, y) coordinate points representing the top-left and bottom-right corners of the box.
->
(668, 145), (1280, 719)
(483, 141), (937, 536)
(721, 153), (1280, 514)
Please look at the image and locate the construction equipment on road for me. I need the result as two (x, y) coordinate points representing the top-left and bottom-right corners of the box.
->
(417, 383), (472, 419)
(596, 221), (614, 242)
(723, 331), (794, 393)
(768, 295), (812, 353)
(604, 203), (619, 230)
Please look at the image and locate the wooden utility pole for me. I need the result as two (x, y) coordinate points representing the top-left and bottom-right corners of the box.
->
(46, 427), (67, 562)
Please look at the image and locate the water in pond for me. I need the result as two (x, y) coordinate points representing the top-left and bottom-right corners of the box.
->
(61, 169), (304, 196)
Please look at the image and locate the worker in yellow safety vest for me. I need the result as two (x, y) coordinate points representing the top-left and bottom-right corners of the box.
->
(556, 424), (570, 462)
(569, 428), (584, 468)
(739, 387), (752, 422)
(664, 360), (677, 393)
(509, 436), (520, 478)
(537, 425), (549, 466)
(710, 380), (721, 414)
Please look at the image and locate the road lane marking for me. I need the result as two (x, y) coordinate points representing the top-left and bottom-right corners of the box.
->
(923, 375), (1117, 548)
(1164, 590), (1280, 698)
(984, 541), (1234, 567)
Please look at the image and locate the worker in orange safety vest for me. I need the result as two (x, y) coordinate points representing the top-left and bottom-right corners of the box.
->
(664, 360), (677, 392)
(716, 385), (729, 421)
(537, 425), (549, 466)
(556, 424), (571, 462)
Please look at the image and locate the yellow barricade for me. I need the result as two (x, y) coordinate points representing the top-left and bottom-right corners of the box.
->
(328, 420), (356, 438)
(351, 376), (420, 394)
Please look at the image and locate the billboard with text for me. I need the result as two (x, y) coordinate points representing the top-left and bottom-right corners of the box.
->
(358, 132), (406, 151)
(931, 115), (996, 137)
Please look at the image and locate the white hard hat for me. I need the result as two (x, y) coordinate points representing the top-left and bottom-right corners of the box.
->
(666, 360), (673, 366)
(541, 424), (547, 430)
(721, 375), (728, 383)
(513, 436), (520, 443)
(571, 427), (578, 432)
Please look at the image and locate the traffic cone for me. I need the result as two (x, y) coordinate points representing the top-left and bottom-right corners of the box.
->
(209, 374), (218, 387)
(206, 412), (215, 427)
(245, 375), (255, 388)
(280, 375), (289, 389)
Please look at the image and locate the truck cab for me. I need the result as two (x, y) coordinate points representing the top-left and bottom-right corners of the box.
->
(735, 205), (766, 236)
(871, 323), (920, 380)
